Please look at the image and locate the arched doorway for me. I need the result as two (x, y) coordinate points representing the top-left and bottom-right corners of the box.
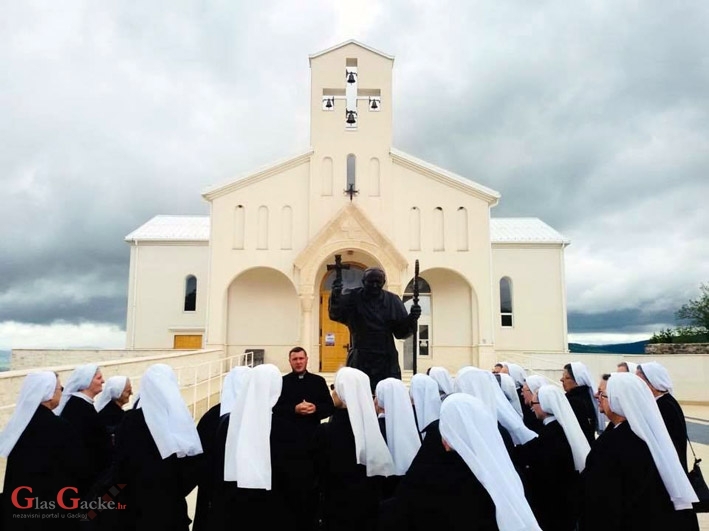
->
(319, 264), (365, 371)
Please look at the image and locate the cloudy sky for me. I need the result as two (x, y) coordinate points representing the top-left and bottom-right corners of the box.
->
(2, 0), (708, 350)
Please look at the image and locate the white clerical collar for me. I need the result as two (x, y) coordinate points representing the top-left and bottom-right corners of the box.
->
(542, 416), (557, 426)
(71, 392), (94, 404)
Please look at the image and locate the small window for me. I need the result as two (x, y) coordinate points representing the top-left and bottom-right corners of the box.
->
(347, 154), (356, 190)
(184, 275), (197, 312)
(500, 277), (512, 327)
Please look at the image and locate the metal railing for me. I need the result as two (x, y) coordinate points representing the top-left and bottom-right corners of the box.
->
(174, 352), (254, 420)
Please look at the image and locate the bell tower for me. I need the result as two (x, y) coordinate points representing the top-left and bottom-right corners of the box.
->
(309, 40), (394, 154)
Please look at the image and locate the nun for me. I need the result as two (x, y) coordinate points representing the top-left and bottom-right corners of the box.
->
(193, 366), (250, 531)
(580, 372), (698, 530)
(95, 375), (132, 453)
(409, 373), (441, 438)
(515, 385), (590, 531)
(636, 362), (689, 472)
(315, 367), (394, 531)
(57, 364), (109, 486)
(113, 364), (203, 531)
(0, 372), (89, 529)
(427, 366), (454, 399)
(212, 364), (289, 530)
(454, 367), (537, 455)
(500, 362), (539, 432)
(519, 375), (546, 434)
(385, 393), (541, 530)
(560, 362), (600, 445)
(375, 378), (421, 498)
(499, 373), (523, 418)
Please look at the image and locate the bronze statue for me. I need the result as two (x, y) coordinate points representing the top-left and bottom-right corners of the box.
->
(328, 261), (421, 392)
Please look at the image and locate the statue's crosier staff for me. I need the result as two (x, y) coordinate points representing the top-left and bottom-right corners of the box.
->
(412, 259), (420, 374)
(327, 254), (350, 294)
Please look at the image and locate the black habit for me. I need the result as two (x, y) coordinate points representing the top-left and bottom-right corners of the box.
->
(580, 421), (698, 531)
(314, 408), (385, 531)
(1, 405), (90, 530)
(565, 385), (597, 445)
(379, 446), (498, 531)
(656, 392), (689, 472)
(112, 408), (201, 531)
(209, 414), (291, 531)
(96, 401), (125, 460)
(514, 419), (580, 531)
(192, 403), (222, 531)
(271, 370), (334, 531)
(60, 395), (110, 487)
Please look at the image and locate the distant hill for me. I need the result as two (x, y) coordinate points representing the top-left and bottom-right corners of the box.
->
(0, 350), (10, 371)
(569, 340), (649, 354)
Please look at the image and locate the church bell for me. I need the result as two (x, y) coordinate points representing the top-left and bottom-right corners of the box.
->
(346, 110), (357, 124)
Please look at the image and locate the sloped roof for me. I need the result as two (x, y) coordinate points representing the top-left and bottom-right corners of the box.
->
(309, 40), (394, 63)
(390, 149), (501, 204)
(490, 218), (570, 245)
(201, 149), (313, 201)
(124, 215), (569, 246)
(124, 215), (209, 242)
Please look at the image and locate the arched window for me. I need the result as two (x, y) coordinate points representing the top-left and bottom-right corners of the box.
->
(500, 277), (513, 327)
(409, 207), (421, 251)
(257, 205), (269, 249)
(368, 157), (380, 196)
(233, 205), (245, 249)
(280, 205), (293, 250)
(456, 207), (468, 251)
(433, 207), (444, 251)
(184, 275), (197, 312)
(346, 154), (356, 190)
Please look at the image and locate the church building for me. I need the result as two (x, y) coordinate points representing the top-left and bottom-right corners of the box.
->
(124, 40), (570, 374)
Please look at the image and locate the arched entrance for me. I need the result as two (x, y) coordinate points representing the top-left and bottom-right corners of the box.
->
(318, 263), (365, 372)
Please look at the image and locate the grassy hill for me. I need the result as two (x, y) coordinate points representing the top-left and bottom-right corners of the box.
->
(568, 340), (648, 354)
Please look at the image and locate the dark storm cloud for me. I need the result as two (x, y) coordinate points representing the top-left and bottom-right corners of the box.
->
(1, 1), (708, 347)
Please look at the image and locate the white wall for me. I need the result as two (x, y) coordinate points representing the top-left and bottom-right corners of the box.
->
(492, 244), (568, 353)
(126, 243), (208, 348)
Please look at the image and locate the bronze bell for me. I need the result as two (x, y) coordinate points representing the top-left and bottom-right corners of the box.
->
(325, 98), (333, 109)
(370, 98), (379, 110)
(346, 111), (356, 124)
(346, 71), (356, 84)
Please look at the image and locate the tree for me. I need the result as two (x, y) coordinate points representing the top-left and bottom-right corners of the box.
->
(676, 283), (709, 331)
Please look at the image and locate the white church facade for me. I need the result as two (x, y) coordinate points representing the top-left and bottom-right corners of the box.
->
(124, 40), (570, 374)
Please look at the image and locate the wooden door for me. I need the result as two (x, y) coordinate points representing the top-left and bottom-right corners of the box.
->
(319, 292), (350, 372)
(173, 334), (203, 350)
